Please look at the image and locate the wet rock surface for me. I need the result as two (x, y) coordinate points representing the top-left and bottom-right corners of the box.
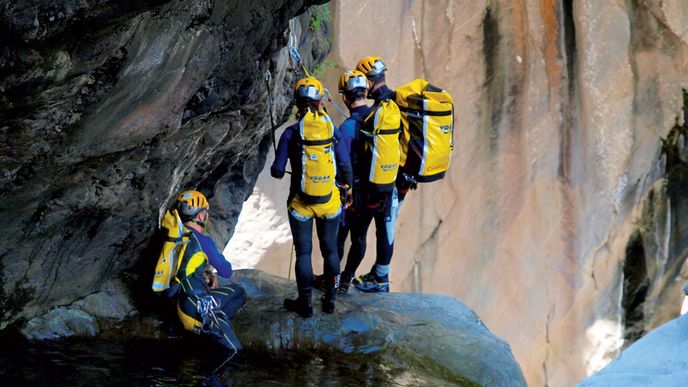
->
(578, 313), (688, 386)
(0, 0), (327, 329)
(20, 269), (526, 386)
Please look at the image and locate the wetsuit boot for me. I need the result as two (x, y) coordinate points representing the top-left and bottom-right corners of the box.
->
(338, 272), (352, 295)
(321, 275), (337, 314)
(284, 289), (313, 318)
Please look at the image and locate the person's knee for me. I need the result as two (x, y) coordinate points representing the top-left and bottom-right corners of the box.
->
(294, 238), (313, 255)
(223, 284), (247, 307)
(234, 285), (247, 306)
(353, 234), (367, 247)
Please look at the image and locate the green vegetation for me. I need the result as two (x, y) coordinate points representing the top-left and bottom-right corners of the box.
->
(309, 4), (331, 32)
(311, 59), (336, 78)
(308, 4), (332, 55)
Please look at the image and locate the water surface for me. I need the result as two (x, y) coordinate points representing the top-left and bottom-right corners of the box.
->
(0, 336), (454, 386)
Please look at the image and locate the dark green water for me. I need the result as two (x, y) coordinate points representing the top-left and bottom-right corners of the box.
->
(0, 336), (452, 386)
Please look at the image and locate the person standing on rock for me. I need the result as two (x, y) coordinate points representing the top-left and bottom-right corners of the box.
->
(270, 76), (352, 317)
(314, 70), (372, 295)
(174, 190), (247, 353)
(343, 56), (402, 294)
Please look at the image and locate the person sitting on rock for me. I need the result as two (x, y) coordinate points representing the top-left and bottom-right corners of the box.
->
(174, 190), (247, 353)
(270, 76), (352, 317)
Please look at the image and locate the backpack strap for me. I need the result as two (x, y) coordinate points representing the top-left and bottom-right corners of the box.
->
(361, 98), (400, 136)
(165, 231), (191, 243)
(301, 138), (334, 146)
(399, 105), (452, 118)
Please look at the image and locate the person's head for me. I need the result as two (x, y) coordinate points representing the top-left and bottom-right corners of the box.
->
(338, 70), (368, 108)
(176, 190), (209, 228)
(294, 76), (324, 115)
(355, 56), (387, 92)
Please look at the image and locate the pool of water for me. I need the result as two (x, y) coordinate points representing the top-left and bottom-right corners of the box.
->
(0, 335), (455, 386)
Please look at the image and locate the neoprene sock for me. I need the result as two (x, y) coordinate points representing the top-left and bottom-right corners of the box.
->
(374, 264), (390, 280)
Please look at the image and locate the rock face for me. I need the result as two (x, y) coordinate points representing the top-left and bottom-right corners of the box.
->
(226, 1), (688, 385)
(578, 313), (688, 386)
(19, 269), (527, 386)
(0, 0), (328, 328)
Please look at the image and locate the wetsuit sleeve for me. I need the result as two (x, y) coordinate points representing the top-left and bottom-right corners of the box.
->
(270, 126), (293, 179)
(197, 233), (233, 278)
(334, 125), (353, 187)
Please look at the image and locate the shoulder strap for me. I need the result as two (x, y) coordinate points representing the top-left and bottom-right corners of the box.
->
(165, 231), (191, 243)
(361, 100), (400, 136)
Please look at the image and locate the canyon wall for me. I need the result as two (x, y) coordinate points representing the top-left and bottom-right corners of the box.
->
(0, 0), (327, 329)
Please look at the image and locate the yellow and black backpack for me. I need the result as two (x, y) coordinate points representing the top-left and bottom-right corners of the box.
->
(361, 98), (401, 191)
(395, 79), (454, 182)
(298, 108), (336, 204)
(152, 209), (190, 296)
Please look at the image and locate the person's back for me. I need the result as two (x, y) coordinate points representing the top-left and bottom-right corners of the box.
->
(270, 76), (345, 317)
(333, 70), (373, 293)
(344, 57), (402, 293)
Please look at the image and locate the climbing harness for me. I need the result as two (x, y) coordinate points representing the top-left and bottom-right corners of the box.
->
(197, 295), (221, 334)
(197, 294), (239, 363)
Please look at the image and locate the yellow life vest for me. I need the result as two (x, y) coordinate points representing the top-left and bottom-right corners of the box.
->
(298, 108), (336, 204)
(395, 79), (454, 182)
(152, 209), (190, 293)
(362, 99), (401, 190)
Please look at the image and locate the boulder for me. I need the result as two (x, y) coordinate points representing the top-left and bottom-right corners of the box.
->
(20, 278), (141, 339)
(232, 270), (526, 387)
(22, 307), (98, 340)
(578, 313), (688, 386)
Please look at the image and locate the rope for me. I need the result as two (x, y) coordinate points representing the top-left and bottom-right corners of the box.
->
(212, 351), (236, 374)
(288, 242), (295, 280)
(264, 69), (278, 153)
(323, 88), (349, 118)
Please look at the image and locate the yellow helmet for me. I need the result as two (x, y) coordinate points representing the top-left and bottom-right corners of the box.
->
(294, 77), (324, 101)
(356, 56), (386, 78)
(338, 70), (368, 93)
(176, 190), (209, 217)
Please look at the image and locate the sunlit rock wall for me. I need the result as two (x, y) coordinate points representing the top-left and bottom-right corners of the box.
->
(227, 0), (688, 385)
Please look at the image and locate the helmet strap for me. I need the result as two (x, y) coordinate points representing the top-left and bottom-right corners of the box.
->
(191, 209), (209, 230)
